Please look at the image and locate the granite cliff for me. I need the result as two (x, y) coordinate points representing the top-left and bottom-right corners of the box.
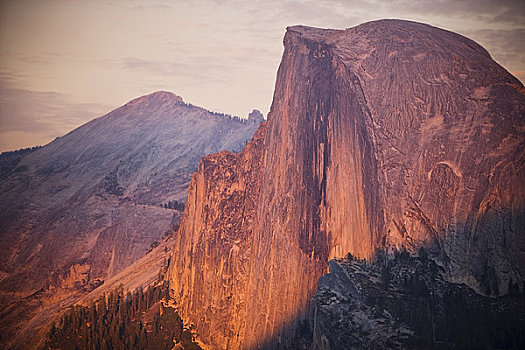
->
(0, 91), (260, 348)
(313, 254), (525, 349)
(168, 20), (525, 349)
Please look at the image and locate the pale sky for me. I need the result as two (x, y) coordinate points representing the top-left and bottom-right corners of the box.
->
(0, 0), (524, 152)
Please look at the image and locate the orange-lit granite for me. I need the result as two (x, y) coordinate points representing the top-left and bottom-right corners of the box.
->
(0, 92), (260, 349)
(169, 20), (525, 349)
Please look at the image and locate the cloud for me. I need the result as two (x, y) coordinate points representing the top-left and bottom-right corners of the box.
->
(92, 0), (176, 11)
(97, 56), (231, 86)
(0, 78), (112, 152)
(318, 0), (525, 24)
(1, 0), (524, 152)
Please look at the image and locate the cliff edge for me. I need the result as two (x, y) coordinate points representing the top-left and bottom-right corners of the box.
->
(168, 20), (525, 349)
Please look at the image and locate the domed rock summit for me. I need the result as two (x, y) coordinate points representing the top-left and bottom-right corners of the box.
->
(168, 19), (525, 349)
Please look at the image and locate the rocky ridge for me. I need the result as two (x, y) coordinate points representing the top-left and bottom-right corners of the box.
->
(168, 20), (525, 349)
(0, 91), (261, 349)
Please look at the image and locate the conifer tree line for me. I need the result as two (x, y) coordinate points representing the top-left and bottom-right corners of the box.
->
(161, 200), (185, 211)
(45, 282), (201, 350)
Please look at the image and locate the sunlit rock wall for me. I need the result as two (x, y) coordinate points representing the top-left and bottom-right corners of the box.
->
(169, 19), (525, 349)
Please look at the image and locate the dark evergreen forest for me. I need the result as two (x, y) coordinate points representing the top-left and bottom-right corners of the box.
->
(44, 282), (201, 350)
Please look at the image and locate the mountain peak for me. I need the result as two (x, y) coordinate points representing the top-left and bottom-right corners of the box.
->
(125, 91), (184, 108)
(285, 19), (492, 60)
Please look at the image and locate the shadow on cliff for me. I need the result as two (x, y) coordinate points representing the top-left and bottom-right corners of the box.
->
(419, 207), (525, 297)
(255, 305), (314, 350)
(255, 208), (525, 349)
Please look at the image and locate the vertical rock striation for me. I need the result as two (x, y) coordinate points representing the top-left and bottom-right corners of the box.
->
(169, 20), (525, 349)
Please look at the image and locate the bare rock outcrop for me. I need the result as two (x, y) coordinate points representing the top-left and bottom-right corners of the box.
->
(313, 256), (525, 349)
(168, 20), (525, 349)
(0, 91), (260, 348)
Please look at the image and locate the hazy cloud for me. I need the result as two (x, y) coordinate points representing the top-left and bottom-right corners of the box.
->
(0, 0), (524, 151)
(0, 77), (112, 152)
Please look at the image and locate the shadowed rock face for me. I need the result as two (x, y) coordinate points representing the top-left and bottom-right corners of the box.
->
(0, 91), (260, 348)
(313, 256), (525, 349)
(168, 19), (525, 349)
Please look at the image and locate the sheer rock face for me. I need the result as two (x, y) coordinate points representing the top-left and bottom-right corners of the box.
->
(0, 91), (260, 348)
(169, 20), (525, 349)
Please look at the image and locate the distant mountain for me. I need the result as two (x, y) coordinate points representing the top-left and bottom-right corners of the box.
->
(167, 20), (525, 348)
(0, 91), (261, 348)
